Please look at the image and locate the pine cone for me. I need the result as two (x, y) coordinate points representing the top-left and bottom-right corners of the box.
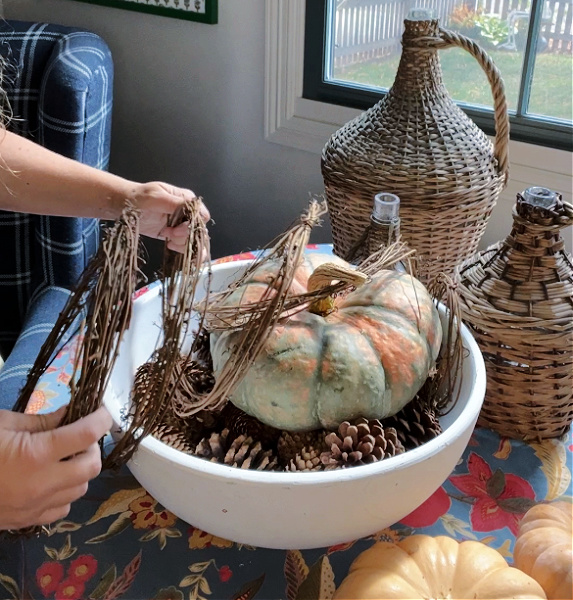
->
(132, 357), (220, 449)
(151, 423), (195, 454)
(195, 428), (230, 462)
(286, 446), (324, 472)
(176, 359), (215, 397)
(175, 409), (221, 446)
(170, 358), (220, 440)
(222, 403), (281, 449)
(193, 328), (213, 367)
(224, 435), (279, 471)
(277, 430), (328, 466)
(382, 396), (442, 450)
(194, 429), (279, 471)
(132, 358), (215, 412)
(131, 361), (155, 412)
(320, 418), (404, 470)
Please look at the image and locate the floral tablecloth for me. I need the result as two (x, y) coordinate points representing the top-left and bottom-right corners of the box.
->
(1, 246), (571, 600)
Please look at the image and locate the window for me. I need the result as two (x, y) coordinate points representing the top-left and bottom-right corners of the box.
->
(303, 0), (573, 150)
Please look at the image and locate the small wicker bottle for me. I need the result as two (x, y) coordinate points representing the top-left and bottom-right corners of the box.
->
(456, 187), (573, 441)
(367, 193), (401, 255)
(322, 9), (509, 284)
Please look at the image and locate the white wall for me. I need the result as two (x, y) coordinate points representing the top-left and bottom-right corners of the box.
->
(3, 0), (572, 276)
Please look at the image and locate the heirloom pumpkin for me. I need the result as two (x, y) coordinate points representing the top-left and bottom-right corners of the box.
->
(334, 535), (547, 599)
(513, 501), (572, 600)
(210, 254), (442, 431)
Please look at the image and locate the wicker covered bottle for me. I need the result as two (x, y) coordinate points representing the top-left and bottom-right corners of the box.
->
(322, 11), (509, 283)
(456, 187), (573, 441)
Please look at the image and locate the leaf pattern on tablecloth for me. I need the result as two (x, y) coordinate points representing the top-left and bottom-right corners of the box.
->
(285, 550), (309, 600)
(367, 528), (402, 544)
(44, 534), (77, 561)
(231, 574), (265, 600)
(139, 526), (182, 550)
(46, 521), (83, 536)
(100, 550), (142, 600)
(531, 438), (572, 500)
(86, 488), (148, 524)
(294, 556), (335, 600)
(85, 512), (132, 544)
(0, 574), (20, 600)
(180, 559), (218, 600)
(439, 514), (477, 540)
(89, 565), (117, 599)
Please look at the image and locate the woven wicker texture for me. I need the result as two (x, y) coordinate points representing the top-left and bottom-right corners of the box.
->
(322, 17), (509, 283)
(456, 190), (573, 441)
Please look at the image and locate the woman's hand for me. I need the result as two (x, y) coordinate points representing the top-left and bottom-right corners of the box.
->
(128, 182), (211, 253)
(0, 406), (112, 531)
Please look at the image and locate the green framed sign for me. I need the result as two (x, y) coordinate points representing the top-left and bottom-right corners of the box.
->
(69, 0), (218, 24)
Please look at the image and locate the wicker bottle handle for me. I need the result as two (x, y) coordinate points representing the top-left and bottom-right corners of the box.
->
(413, 29), (510, 184)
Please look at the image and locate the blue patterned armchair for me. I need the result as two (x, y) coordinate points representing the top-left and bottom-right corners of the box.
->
(0, 21), (114, 409)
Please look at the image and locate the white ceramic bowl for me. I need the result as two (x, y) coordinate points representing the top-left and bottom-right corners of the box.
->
(104, 261), (486, 550)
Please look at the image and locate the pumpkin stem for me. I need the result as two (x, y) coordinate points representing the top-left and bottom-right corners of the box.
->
(308, 263), (368, 315)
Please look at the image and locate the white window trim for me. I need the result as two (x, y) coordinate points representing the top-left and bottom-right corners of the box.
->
(263, 0), (572, 200)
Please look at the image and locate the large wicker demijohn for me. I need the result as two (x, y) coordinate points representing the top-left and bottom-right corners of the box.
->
(457, 187), (573, 442)
(322, 10), (510, 282)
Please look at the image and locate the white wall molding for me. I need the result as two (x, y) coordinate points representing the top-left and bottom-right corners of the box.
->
(264, 0), (360, 154)
(264, 0), (572, 207)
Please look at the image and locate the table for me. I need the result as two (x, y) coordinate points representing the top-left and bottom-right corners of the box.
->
(1, 246), (571, 600)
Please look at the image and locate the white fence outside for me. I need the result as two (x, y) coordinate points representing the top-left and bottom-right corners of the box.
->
(332, 0), (572, 68)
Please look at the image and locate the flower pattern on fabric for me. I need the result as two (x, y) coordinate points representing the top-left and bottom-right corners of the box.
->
(66, 555), (98, 583)
(449, 452), (536, 535)
(25, 382), (59, 414)
(36, 562), (64, 597)
(213, 252), (257, 264)
(400, 486), (451, 528)
(188, 527), (234, 549)
(218, 565), (232, 583)
(54, 578), (85, 600)
(129, 494), (178, 530)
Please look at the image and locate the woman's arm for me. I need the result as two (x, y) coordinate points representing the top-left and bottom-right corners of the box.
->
(0, 130), (210, 252)
(0, 129), (135, 218)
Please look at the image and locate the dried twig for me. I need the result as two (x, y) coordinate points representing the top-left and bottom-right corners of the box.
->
(13, 205), (143, 417)
(6, 205), (143, 539)
(424, 273), (464, 415)
(104, 199), (211, 467)
(174, 199), (327, 417)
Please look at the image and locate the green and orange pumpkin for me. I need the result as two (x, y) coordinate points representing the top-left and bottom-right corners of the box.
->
(210, 254), (442, 431)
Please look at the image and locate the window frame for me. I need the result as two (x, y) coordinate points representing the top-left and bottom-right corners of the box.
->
(303, 0), (573, 152)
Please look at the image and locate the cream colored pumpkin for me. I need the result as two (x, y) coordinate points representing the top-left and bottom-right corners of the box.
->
(334, 535), (547, 599)
(210, 254), (442, 431)
(513, 501), (572, 600)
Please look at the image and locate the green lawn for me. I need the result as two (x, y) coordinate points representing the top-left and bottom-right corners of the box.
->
(336, 48), (572, 121)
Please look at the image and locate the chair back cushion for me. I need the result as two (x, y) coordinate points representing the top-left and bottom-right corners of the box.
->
(0, 21), (113, 358)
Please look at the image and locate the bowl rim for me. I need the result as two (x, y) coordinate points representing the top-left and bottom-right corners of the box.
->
(106, 260), (486, 486)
